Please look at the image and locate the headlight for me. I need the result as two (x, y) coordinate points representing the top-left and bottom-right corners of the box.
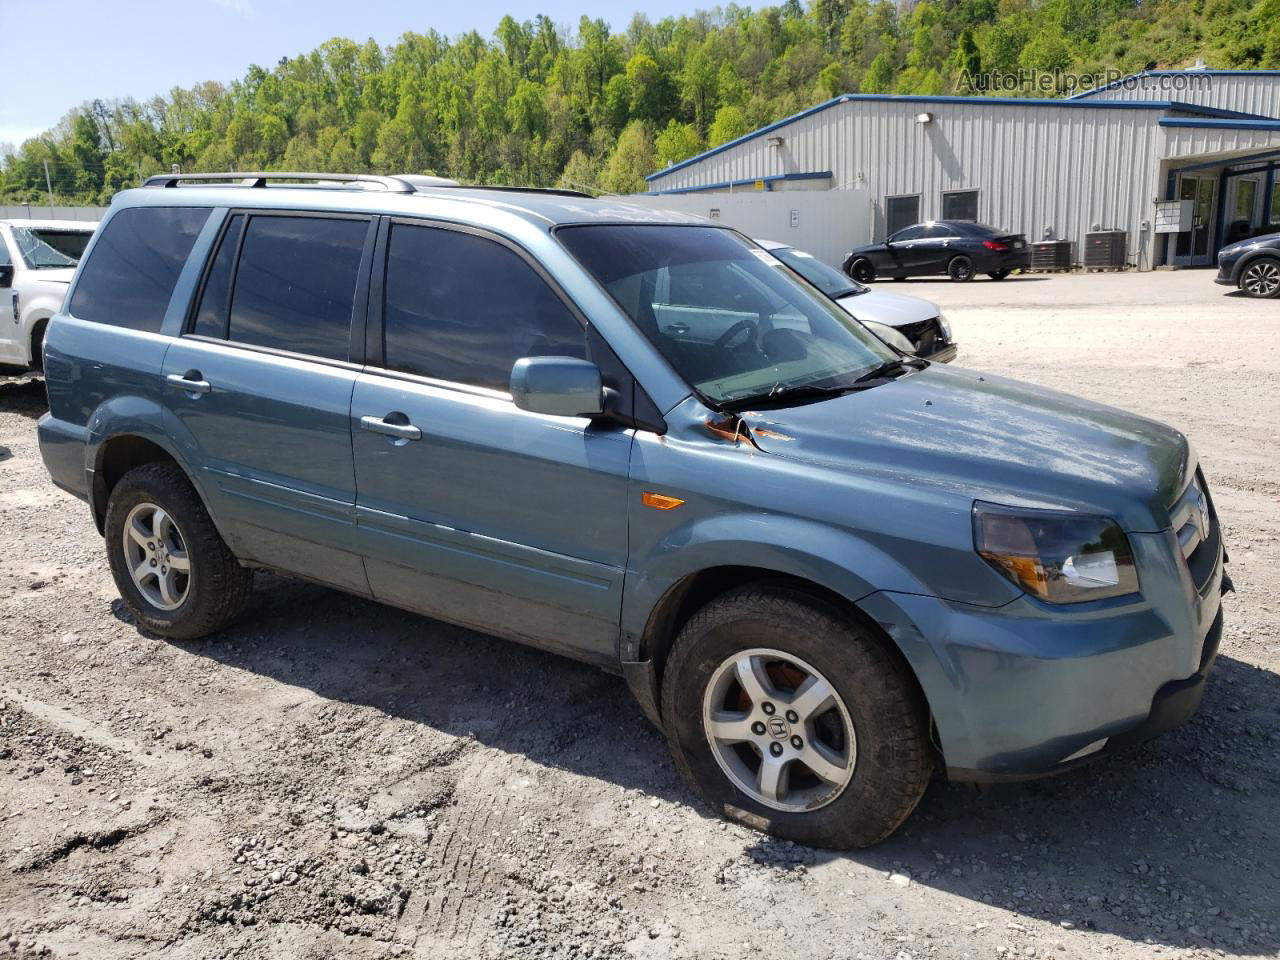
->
(972, 502), (1139, 603)
(862, 319), (917, 354)
(936, 313), (952, 341)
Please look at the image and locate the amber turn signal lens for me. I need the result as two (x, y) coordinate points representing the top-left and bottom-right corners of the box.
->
(641, 492), (685, 510)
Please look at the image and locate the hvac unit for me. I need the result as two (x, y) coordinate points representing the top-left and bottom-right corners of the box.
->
(1030, 240), (1073, 272)
(1084, 230), (1127, 270)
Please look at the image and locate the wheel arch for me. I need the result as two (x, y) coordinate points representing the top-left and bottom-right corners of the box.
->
(89, 426), (223, 541)
(1238, 250), (1280, 282)
(626, 562), (939, 743)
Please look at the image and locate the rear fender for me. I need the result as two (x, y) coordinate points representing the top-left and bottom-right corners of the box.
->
(85, 395), (226, 537)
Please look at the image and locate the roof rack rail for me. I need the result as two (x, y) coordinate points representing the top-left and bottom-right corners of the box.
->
(142, 172), (416, 193)
(445, 185), (597, 199)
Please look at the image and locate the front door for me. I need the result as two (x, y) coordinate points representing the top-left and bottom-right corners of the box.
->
(162, 211), (375, 594)
(351, 220), (632, 663)
(1173, 175), (1217, 267)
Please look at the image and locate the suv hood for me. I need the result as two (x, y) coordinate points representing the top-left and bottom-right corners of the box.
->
(836, 289), (937, 328)
(741, 364), (1190, 532)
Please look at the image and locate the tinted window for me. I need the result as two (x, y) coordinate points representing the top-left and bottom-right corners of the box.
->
(942, 190), (980, 222)
(890, 225), (925, 243)
(383, 224), (586, 391)
(0, 236), (10, 267)
(192, 215), (244, 339)
(885, 195), (920, 237)
(68, 207), (209, 332)
(228, 215), (368, 361)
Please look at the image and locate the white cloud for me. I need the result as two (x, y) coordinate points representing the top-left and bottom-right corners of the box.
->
(0, 125), (48, 150)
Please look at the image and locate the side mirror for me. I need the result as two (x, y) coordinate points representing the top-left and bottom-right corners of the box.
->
(0, 265), (12, 288)
(510, 356), (605, 418)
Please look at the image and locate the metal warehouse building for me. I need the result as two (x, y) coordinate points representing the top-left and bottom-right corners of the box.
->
(642, 69), (1280, 271)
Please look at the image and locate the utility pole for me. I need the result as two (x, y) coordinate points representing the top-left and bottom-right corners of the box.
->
(43, 159), (55, 209)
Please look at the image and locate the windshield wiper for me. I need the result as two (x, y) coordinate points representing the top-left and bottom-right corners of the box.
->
(720, 358), (924, 412)
(851, 356), (923, 383)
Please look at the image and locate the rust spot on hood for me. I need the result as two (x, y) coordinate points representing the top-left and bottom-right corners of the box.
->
(751, 427), (794, 442)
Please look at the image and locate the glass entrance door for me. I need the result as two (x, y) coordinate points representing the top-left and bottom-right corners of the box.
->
(1174, 175), (1217, 266)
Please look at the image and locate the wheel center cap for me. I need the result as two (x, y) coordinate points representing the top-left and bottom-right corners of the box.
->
(766, 716), (791, 740)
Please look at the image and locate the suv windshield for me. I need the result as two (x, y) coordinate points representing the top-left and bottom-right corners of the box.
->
(557, 225), (896, 406)
(11, 226), (79, 269)
(769, 246), (865, 299)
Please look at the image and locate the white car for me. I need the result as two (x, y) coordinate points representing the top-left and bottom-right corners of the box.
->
(0, 219), (99, 369)
(757, 239), (957, 362)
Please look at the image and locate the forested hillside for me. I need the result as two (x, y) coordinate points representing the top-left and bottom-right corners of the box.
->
(3, 0), (1278, 203)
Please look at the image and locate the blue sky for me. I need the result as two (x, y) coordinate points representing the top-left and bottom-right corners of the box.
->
(3, 0), (697, 147)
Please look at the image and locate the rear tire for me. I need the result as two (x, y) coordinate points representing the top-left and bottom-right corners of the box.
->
(848, 258), (876, 283)
(987, 269), (1011, 281)
(105, 463), (254, 640)
(1240, 257), (1280, 299)
(660, 585), (933, 849)
(948, 255), (976, 282)
(29, 321), (47, 371)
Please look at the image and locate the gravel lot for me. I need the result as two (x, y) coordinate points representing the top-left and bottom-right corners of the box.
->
(1, 270), (1277, 960)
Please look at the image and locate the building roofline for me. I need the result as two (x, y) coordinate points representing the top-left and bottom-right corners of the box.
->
(1160, 116), (1280, 130)
(647, 171), (832, 195)
(646, 94), (1272, 182)
(1069, 69), (1280, 100)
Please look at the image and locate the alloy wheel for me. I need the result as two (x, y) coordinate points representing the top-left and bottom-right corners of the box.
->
(702, 648), (856, 812)
(1242, 260), (1280, 298)
(122, 502), (191, 611)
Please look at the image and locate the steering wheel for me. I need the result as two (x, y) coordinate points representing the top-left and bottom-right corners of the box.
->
(715, 317), (759, 350)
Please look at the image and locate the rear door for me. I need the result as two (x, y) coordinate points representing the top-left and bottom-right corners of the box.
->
(906, 223), (955, 273)
(161, 210), (376, 593)
(351, 219), (633, 662)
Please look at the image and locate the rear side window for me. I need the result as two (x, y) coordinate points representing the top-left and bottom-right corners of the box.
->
(192, 215), (245, 339)
(69, 207), (210, 332)
(226, 215), (368, 361)
(383, 223), (586, 391)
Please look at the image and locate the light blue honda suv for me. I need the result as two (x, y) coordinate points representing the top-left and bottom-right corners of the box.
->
(38, 173), (1228, 848)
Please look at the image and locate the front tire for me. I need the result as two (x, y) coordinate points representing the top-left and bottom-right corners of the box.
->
(1240, 257), (1280, 298)
(105, 463), (254, 640)
(848, 258), (876, 283)
(948, 255), (976, 282)
(660, 586), (933, 849)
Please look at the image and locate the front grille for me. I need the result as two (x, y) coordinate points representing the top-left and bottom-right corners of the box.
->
(898, 317), (944, 354)
(1169, 471), (1220, 589)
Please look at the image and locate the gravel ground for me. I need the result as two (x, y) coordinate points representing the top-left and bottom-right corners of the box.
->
(1, 270), (1277, 960)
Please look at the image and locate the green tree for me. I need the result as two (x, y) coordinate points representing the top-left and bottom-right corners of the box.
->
(598, 120), (654, 193)
(655, 119), (703, 167)
(708, 105), (750, 146)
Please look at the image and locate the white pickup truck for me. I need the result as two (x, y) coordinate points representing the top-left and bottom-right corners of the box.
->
(0, 219), (99, 369)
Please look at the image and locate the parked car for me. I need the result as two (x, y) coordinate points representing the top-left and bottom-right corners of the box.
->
(1215, 230), (1280, 299)
(843, 220), (1031, 283)
(39, 173), (1227, 849)
(0, 218), (99, 369)
(756, 239), (957, 362)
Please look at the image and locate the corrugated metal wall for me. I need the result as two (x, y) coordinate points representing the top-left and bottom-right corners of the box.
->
(1081, 74), (1280, 119)
(649, 100), (1170, 261)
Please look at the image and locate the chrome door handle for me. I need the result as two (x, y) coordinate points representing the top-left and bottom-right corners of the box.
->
(359, 415), (422, 441)
(166, 372), (211, 394)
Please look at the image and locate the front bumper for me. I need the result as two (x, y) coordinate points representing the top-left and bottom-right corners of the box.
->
(858, 521), (1226, 781)
(1214, 261), (1238, 285)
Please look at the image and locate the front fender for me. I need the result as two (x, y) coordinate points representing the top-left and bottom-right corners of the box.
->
(621, 511), (935, 641)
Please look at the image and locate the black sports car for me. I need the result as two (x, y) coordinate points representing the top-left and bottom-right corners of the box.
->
(1215, 230), (1280, 299)
(843, 220), (1031, 283)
